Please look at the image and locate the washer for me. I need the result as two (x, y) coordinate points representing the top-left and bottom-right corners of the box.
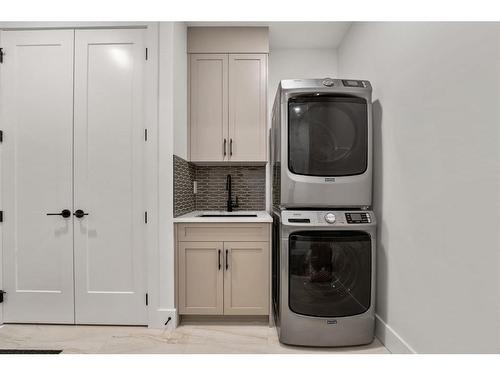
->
(270, 78), (373, 209)
(272, 209), (376, 347)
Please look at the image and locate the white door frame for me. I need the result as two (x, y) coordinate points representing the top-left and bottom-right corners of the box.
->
(0, 22), (165, 328)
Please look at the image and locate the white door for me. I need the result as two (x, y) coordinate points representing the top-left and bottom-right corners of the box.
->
(73, 29), (147, 325)
(0, 30), (75, 323)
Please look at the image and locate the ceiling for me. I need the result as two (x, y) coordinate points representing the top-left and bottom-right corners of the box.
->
(186, 22), (352, 49)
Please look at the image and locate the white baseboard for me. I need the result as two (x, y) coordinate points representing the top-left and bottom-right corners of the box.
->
(148, 308), (177, 331)
(375, 314), (416, 354)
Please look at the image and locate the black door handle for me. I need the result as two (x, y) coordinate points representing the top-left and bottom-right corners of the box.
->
(218, 249), (221, 270)
(46, 209), (71, 218)
(225, 249), (229, 270)
(223, 138), (227, 157)
(74, 209), (89, 218)
(229, 139), (233, 156)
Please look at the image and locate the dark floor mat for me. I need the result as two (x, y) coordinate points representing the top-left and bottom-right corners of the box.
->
(0, 349), (62, 354)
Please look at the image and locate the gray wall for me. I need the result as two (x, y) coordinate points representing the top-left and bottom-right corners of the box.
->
(338, 22), (500, 353)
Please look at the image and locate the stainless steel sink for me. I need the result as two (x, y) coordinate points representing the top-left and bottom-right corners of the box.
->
(198, 214), (258, 217)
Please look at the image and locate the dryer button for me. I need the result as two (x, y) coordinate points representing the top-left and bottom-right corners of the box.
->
(322, 78), (334, 87)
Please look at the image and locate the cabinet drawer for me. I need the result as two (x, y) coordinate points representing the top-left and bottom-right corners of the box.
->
(177, 223), (270, 242)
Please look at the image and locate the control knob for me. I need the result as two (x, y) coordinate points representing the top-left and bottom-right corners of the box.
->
(324, 213), (336, 224)
(322, 78), (334, 87)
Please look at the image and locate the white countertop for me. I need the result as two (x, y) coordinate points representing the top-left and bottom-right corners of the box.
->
(173, 211), (272, 223)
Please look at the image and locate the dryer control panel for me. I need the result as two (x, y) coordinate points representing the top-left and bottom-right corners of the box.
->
(345, 212), (371, 224)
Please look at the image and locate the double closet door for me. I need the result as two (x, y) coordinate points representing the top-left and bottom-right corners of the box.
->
(1, 29), (147, 325)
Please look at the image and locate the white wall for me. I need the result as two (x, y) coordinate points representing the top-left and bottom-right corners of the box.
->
(173, 23), (188, 159)
(268, 48), (338, 110)
(156, 22), (187, 327)
(338, 22), (500, 353)
(267, 48), (338, 209)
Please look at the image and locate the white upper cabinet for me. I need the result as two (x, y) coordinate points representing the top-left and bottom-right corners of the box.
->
(188, 27), (268, 163)
(189, 54), (229, 162)
(228, 54), (267, 162)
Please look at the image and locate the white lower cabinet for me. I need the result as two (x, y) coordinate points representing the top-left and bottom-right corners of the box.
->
(178, 242), (224, 315)
(223, 242), (269, 315)
(177, 224), (270, 316)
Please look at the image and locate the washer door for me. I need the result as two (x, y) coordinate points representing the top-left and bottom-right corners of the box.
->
(288, 231), (372, 317)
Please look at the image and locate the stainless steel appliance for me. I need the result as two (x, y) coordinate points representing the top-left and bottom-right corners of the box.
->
(271, 78), (373, 209)
(272, 209), (376, 347)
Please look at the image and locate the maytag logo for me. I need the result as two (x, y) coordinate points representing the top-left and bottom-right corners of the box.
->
(325, 177), (336, 182)
(327, 320), (338, 325)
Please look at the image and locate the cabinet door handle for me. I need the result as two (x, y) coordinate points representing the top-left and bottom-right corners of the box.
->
(229, 138), (233, 156)
(218, 249), (221, 270)
(223, 139), (227, 157)
(225, 249), (229, 270)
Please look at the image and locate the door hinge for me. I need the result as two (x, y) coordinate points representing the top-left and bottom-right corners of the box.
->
(0, 290), (5, 303)
(145, 293), (148, 306)
(0, 48), (4, 64)
(145, 48), (148, 61)
(144, 211), (148, 224)
(144, 128), (147, 141)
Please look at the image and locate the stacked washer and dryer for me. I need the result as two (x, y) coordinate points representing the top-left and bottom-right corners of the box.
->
(270, 78), (376, 347)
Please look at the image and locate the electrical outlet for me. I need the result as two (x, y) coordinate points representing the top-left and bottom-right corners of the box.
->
(193, 181), (197, 194)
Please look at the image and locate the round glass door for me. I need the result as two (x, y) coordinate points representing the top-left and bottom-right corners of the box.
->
(288, 231), (372, 317)
(288, 95), (368, 177)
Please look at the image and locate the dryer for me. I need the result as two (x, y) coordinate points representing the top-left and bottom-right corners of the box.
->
(272, 209), (376, 347)
(271, 78), (373, 209)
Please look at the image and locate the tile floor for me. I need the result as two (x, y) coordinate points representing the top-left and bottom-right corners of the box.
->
(0, 323), (389, 354)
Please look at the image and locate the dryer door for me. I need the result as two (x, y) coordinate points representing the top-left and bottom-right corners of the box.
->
(288, 231), (372, 317)
(288, 95), (368, 177)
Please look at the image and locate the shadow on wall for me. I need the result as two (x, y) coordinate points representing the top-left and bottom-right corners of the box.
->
(372, 99), (388, 324)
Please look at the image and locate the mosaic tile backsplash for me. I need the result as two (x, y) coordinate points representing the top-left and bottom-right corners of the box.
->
(173, 155), (197, 216)
(173, 155), (266, 217)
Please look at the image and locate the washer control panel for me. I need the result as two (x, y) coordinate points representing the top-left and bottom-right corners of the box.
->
(282, 210), (374, 226)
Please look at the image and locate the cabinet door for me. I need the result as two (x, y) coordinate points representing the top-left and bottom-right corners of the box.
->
(189, 54), (228, 162)
(224, 242), (269, 315)
(179, 242), (224, 315)
(228, 54), (267, 162)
